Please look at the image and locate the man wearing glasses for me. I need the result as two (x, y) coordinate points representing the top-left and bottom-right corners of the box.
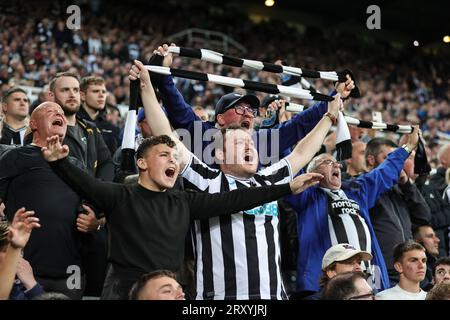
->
(286, 127), (420, 298)
(129, 59), (342, 300)
(152, 43), (356, 167)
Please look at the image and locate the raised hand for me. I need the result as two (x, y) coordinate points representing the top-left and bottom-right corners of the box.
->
(41, 135), (69, 162)
(406, 125), (420, 150)
(8, 208), (40, 250)
(153, 43), (176, 67)
(129, 60), (152, 91)
(335, 74), (355, 99)
(267, 99), (286, 113)
(289, 172), (324, 194)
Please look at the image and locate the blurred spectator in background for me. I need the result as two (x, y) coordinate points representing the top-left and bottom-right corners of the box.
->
(321, 271), (374, 300)
(0, 87), (29, 146)
(79, 76), (121, 155)
(128, 270), (185, 300)
(376, 241), (428, 300)
(413, 224), (441, 290)
(432, 257), (450, 286)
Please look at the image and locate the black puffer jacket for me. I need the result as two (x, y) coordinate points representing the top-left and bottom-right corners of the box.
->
(63, 116), (115, 182)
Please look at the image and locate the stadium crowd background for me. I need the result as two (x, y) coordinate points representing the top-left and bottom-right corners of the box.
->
(0, 0), (448, 166)
(1, 0), (450, 303)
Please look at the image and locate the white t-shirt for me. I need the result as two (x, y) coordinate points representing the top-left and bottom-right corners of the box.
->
(376, 285), (427, 300)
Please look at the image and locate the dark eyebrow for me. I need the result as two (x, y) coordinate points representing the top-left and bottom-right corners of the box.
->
(158, 284), (174, 291)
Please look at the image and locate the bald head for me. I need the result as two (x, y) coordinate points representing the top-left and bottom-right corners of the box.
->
(30, 102), (67, 146)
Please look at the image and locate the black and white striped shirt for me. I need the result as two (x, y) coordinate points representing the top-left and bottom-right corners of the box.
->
(322, 188), (372, 254)
(181, 154), (293, 300)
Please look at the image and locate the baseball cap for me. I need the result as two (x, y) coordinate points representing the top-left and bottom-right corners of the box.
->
(321, 243), (372, 270)
(215, 93), (259, 119)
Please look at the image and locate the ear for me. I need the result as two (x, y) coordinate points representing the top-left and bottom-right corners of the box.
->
(215, 148), (224, 164)
(80, 91), (86, 102)
(47, 91), (55, 102)
(29, 119), (37, 131)
(366, 154), (375, 168)
(216, 114), (225, 127)
(394, 261), (403, 274)
(326, 269), (337, 279)
(136, 158), (147, 171)
(1, 103), (7, 113)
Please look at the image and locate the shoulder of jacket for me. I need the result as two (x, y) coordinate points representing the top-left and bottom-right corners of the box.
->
(77, 117), (100, 135)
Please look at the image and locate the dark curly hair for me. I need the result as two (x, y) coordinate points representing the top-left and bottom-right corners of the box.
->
(136, 135), (176, 160)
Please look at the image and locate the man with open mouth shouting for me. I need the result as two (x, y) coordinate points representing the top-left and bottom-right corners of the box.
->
(130, 59), (340, 300)
(40, 123), (324, 300)
(286, 126), (421, 298)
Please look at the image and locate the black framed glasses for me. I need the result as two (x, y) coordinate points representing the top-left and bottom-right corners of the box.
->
(347, 292), (375, 300)
(234, 105), (257, 117)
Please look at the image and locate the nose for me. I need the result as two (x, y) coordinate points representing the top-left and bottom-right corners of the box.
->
(332, 161), (342, 168)
(418, 261), (426, 269)
(169, 155), (177, 164)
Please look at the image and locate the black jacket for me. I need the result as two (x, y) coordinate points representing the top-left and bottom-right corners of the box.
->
(420, 252), (436, 291)
(430, 167), (448, 195)
(63, 116), (115, 182)
(77, 107), (121, 156)
(369, 181), (431, 282)
(0, 124), (27, 146)
(416, 178), (450, 257)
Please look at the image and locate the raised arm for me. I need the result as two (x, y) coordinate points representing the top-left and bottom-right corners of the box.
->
(129, 60), (191, 172)
(42, 136), (121, 213)
(0, 208), (40, 299)
(268, 74), (355, 154)
(189, 172), (323, 220)
(153, 44), (204, 129)
(285, 94), (342, 174)
(358, 126), (421, 208)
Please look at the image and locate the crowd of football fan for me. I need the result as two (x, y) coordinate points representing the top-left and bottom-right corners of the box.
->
(0, 1), (449, 300)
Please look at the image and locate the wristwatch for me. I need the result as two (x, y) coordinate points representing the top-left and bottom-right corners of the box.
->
(324, 112), (337, 125)
(402, 144), (412, 154)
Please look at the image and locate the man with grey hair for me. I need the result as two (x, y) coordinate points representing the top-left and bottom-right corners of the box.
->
(286, 127), (420, 298)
